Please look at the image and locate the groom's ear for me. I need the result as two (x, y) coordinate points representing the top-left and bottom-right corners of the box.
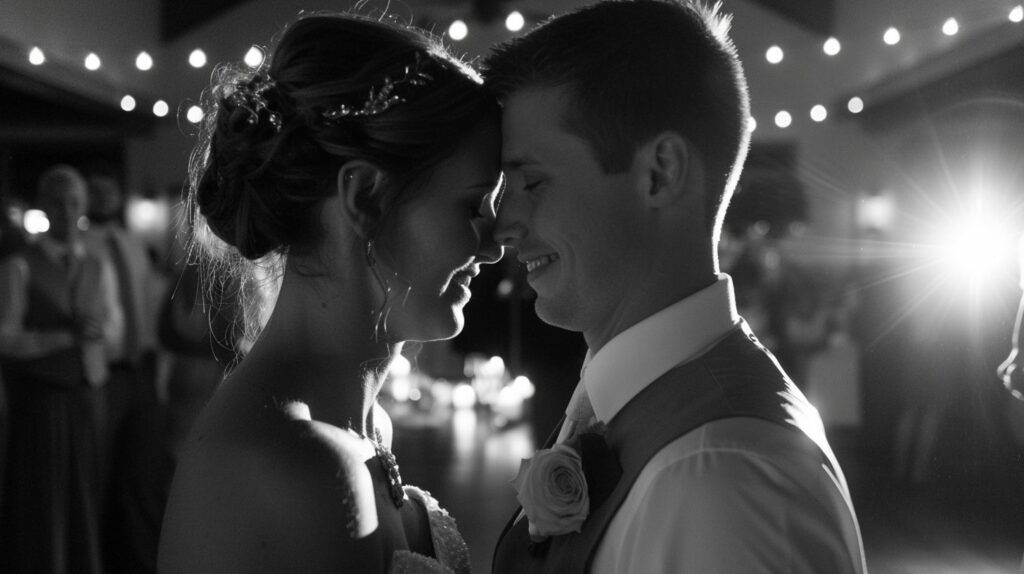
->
(336, 161), (387, 239)
(634, 131), (701, 209)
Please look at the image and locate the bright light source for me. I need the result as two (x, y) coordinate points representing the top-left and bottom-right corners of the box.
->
(512, 375), (535, 399)
(431, 381), (453, 407)
(390, 354), (412, 377)
(244, 46), (264, 68)
(126, 197), (168, 233)
(135, 51), (153, 71)
(823, 37), (841, 56)
(152, 100), (169, 117)
(883, 27), (901, 45)
(810, 104), (827, 122)
(765, 45), (784, 64)
(774, 110), (792, 128)
(857, 193), (896, 230)
(942, 17), (959, 36)
(448, 20), (468, 41)
(747, 116), (757, 132)
(409, 388), (422, 401)
(390, 377), (411, 402)
(28, 47), (45, 65)
(505, 11), (525, 32)
(481, 355), (506, 378)
(1011, 5), (1023, 23)
(23, 209), (50, 234)
(189, 48), (207, 68)
(938, 212), (1012, 283)
(452, 383), (476, 409)
(186, 105), (204, 123)
(84, 52), (101, 70)
(847, 96), (864, 114)
(120, 95), (136, 112)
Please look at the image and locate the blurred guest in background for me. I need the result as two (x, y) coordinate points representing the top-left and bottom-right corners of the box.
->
(84, 174), (159, 415)
(850, 229), (908, 464)
(0, 165), (118, 574)
(998, 231), (1024, 401)
(82, 174), (164, 572)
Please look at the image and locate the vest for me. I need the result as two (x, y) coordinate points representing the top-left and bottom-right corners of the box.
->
(492, 324), (847, 573)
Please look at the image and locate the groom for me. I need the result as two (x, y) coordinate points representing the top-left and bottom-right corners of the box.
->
(486, 1), (866, 572)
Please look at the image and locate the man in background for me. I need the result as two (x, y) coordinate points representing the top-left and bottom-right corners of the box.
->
(998, 232), (1024, 400)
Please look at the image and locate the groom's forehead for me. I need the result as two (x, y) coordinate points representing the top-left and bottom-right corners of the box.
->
(500, 87), (571, 157)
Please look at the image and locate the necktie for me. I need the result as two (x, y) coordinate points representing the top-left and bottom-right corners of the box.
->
(557, 383), (599, 444)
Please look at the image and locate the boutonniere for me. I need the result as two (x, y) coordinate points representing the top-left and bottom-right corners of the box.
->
(512, 443), (590, 542)
(511, 420), (619, 544)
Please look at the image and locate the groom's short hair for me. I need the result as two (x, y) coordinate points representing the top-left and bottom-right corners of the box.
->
(484, 0), (750, 239)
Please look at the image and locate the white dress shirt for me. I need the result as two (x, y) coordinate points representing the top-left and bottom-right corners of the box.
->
(559, 275), (865, 573)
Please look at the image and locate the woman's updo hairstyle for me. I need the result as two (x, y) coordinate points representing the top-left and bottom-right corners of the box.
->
(188, 13), (498, 262)
(184, 13), (499, 351)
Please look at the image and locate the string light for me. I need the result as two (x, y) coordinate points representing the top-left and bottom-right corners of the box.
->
(847, 96), (864, 114)
(186, 105), (204, 123)
(883, 27), (901, 45)
(120, 95), (136, 112)
(189, 48), (207, 68)
(448, 20), (468, 41)
(152, 100), (169, 117)
(23, 210), (50, 235)
(823, 37), (841, 56)
(244, 46), (264, 68)
(774, 110), (792, 128)
(747, 117), (757, 132)
(942, 17), (959, 36)
(84, 52), (101, 70)
(765, 45), (784, 64)
(135, 51), (153, 71)
(505, 11), (525, 32)
(810, 104), (827, 122)
(1010, 5), (1023, 23)
(28, 47), (45, 65)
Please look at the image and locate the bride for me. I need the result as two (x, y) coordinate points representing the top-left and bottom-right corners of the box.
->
(158, 13), (503, 573)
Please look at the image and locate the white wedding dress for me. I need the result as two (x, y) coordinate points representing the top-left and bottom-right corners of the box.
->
(390, 486), (472, 574)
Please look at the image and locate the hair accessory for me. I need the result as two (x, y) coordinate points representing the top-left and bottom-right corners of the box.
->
(228, 74), (282, 132)
(322, 52), (434, 121)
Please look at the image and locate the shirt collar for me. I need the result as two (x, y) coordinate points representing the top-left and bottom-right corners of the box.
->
(580, 274), (741, 423)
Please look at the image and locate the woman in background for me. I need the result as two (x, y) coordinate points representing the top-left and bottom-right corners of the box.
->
(158, 14), (503, 573)
(0, 165), (117, 574)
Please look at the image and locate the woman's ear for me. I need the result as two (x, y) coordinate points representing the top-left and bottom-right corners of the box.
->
(336, 161), (387, 239)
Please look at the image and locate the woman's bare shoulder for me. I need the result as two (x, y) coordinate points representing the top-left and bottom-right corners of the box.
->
(159, 402), (387, 573)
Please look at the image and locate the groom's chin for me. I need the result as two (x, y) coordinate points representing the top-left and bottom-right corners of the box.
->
(532, 296), (576, 332)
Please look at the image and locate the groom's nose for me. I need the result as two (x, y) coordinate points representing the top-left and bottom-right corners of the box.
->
(493, 188), (529, 249)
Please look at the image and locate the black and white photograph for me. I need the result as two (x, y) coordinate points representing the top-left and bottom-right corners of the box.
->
(1, 0), (1023, 572)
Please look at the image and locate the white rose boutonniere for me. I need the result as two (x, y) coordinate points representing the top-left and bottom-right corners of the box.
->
(511, 443), (590, 542)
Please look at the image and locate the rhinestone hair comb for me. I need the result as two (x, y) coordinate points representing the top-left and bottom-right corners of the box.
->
(228, 74), (282, 132)
(322, 52), (434, 121)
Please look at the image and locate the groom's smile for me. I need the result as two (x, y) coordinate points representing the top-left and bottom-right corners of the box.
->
(494, 86), (644, 335)
(523, 252), (559, 275)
